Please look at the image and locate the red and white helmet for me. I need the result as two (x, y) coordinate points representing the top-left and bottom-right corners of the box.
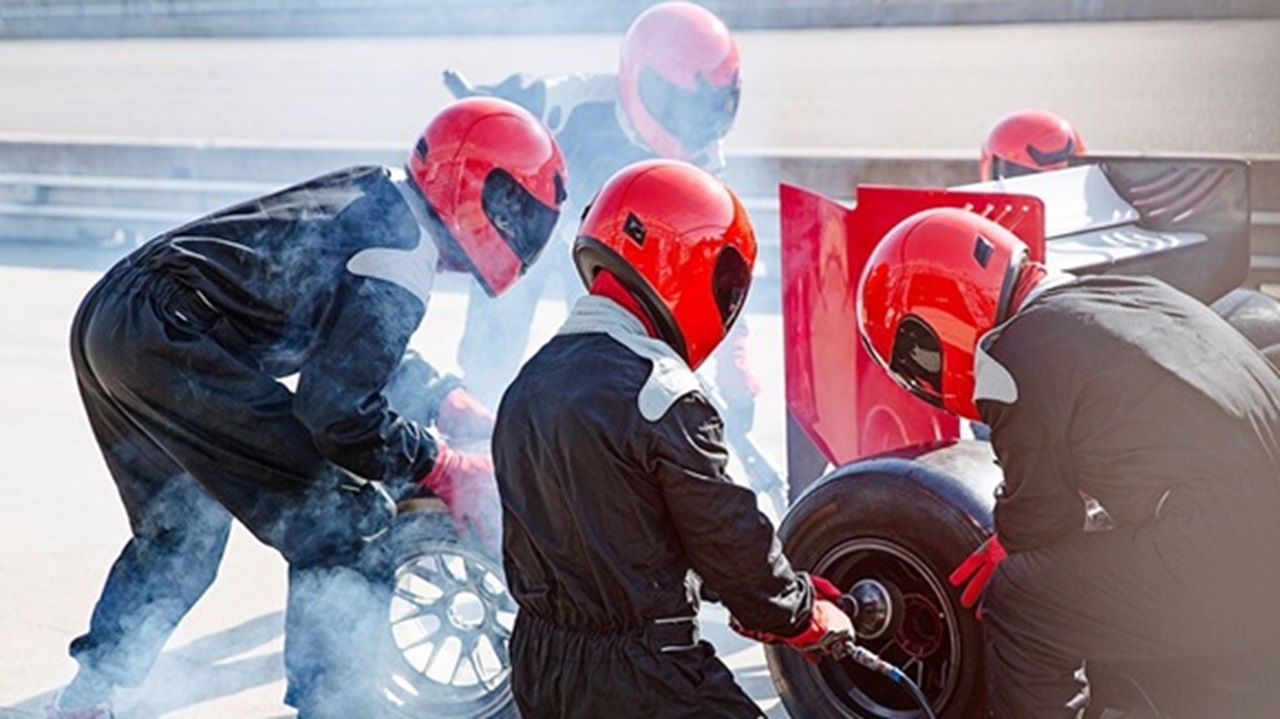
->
(573, 159), (756, 369)
(858, 208), (1030, 421)
(979, 108), (1086, 181)
(407, 96), (567, 297)
(617, 1), (741, 162)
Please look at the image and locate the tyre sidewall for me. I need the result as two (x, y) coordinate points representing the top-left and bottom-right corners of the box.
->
(768, 469), (990, 718)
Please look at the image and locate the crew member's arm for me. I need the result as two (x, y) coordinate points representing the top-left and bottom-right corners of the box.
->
(444, 70), (548, 117)
(980, 346), (1085, 553)
(651, 393), (810, 636)
(442, 69), (614, 134)
(386, 350), (494, 441)
(293, 279), (438, 484)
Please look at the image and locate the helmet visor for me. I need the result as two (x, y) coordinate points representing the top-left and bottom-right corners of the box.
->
(712, 245), (751, 331)
(482, 168), (562, 274)
(638, 67), (740, 155)
(990, 156), (1042, 180)
(888, 316), (945, 408)
(992, 136), (1077, 179)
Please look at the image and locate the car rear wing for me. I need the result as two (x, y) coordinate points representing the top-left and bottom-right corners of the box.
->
(781, 183), (1046, 475)
(958, 155), (1252, 302)
(781, 156), (1251, 487)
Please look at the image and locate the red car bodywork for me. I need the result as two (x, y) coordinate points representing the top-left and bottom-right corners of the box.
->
(781, 183), (1046, 467)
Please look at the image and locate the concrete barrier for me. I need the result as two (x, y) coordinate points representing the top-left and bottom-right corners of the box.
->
(0, 136), (1275, 299)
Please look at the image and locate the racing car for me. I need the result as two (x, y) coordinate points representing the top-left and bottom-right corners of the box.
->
(767, 155), (1280, 717)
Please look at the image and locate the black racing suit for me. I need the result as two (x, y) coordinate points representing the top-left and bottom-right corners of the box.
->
(975, 275), (1280, 717)
(449, 73), (755, 433)
(492, 297), (811, 718)
(68, 166), (445, 717)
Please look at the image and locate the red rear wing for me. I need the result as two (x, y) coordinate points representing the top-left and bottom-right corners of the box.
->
(780, 183), (1046, 468)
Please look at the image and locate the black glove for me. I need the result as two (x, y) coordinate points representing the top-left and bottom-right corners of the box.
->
(442, 69), (476, 99)
(385, 350), (466, 428)
(441, 70), (546, 117)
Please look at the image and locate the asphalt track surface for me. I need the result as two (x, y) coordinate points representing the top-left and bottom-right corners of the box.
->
(1, 18), (1277, 719)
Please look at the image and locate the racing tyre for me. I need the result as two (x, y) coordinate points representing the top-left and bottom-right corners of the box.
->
(766, 445), (997, 718)
(1212, 287), (1280, 367)
(377, 499), (518, 719)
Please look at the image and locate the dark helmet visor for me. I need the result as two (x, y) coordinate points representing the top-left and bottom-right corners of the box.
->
(482, 168), (563, 273)
(992, 136), (1077, 180)
(991, 156), (1042, 180)
(638, 67), (740, 154)
(712, 245), (751, 330)
(889, 316), (945, 408)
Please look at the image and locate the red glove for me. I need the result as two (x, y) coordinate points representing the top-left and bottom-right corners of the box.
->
(808, 573), (845, 602)
(730, 575), (855, 664)
(787, 599), (856, 663)
(435, 387), (496, 442)
(948, 535), (1007, 618)
(417, 443), (501, 555)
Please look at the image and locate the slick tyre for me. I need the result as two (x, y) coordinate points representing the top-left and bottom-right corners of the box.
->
(1212, 287), (1280, 367)
(376, 499), (518, 719)
(765, 452), (994, 718)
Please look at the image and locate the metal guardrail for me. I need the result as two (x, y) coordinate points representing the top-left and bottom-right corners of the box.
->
(0, 138), (1275, 298)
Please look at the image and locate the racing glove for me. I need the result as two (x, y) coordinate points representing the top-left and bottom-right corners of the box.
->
(435, 387), (496, 442)
(808, 573), (845, 603)
(948, 534), (1007, 618)
(788, 600), (856, 663)
(730, 574), (855, 664)
(417, 442), (501, 555)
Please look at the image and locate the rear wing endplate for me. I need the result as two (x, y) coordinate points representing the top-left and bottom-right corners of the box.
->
(782, 156), (1250, 480)
(781, 184), (1046, 469)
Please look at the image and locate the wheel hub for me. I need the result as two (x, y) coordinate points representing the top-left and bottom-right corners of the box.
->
(809, 537), (964, 715)
(447, 591), (488, 631)
(382, 540), (517, 717)
(846, 578), (898, 641)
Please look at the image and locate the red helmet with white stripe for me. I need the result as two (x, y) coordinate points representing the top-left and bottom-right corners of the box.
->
(407, 97), (567, 297)
(617, 2), (741, 163)
(858, 208), (1030, 421)
(980, 108), (1086, 182)
(574, 159), (756, 369)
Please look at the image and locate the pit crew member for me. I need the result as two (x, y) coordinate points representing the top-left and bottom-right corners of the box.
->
(50, 98), (565, 719)
(492, 160), (853, 717)
(859, 207), (1280, 717)
(443, 1), (760, 447)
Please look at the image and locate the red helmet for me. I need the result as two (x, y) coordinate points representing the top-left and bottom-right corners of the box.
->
(858, 208), (1029, 421)
(573, 159), (755, 369)
(617, 2), (741, 162)
(979, 108), (1086, 181)
(407, 96), (567, 297)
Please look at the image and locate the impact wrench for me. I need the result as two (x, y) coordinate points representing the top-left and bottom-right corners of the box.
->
(836, 592), (939, 719)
